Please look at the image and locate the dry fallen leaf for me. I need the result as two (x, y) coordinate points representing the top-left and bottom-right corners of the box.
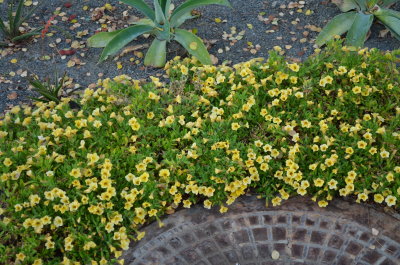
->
(7, 92), (18, 100)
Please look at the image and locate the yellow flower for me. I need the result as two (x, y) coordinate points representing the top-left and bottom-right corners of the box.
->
(219, 205), (228, 213)
(288, 63), (300, 72)
(16, 252), (26, 261)
(159, 169), (170, 179)
(3, 158), (12, 167)
(374, 194), (384, 203)
(204, 200), (212, 209)
(357, 141), (367, 149)
(231, 122), (240, 130)
(271, 197), (282, 206)
(318, 200), (328, 207)
(385, 195), (396, 207)
(314, 178), (324, 187)
(69, 168), (82, 178)
(183, 199), (192, 208)
(380, 150), (390, 158)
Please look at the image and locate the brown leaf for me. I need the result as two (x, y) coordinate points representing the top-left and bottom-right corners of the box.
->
(7, 92), (18, 100)
(120, 44), (149, 56)
(379, 29), (389, 38)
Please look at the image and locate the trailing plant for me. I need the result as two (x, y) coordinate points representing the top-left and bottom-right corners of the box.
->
(87, 0), (231, 67)
(316, 0), (400, 47)
(0, 41), (399, 264)
(0, 0), (43, 43)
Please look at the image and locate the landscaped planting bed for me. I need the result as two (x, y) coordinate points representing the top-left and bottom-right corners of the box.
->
(0, 41), (399, 264)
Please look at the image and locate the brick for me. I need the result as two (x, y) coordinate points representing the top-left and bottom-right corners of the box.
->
(213, 233), (231, 249)
(252, 227), (269, 241)
(207, 254), (226, 265)
(337, 255), (354, 265)
(362, 249), (383, 264)
(169, 237), (183, 249)
(233, 230), (250, 243)
(293, 228), (307, 241)
(319, 220), (330, 229)
(305, 218), (316, 226)
(292, 244), (304, 258)
(224, 249), (239, 263)
(307, 247), (321, 260)
(322, 249), (337, 262)
(272, 227), (286, 241)
(220, 219), (233, 230)
(197, 240), (217, 256)
(273, 243), (286, 252)
(360, 232), (372, 242)
(379, 258), (398, 265)
(328, 235), (344, 249)
(195, 261), (208, 265)
(310, 231), (326, 244)
(346, 241), (363, 256)
(241, 245), (257, 260)
(257, 244), (270, 258)
(165, 256), (185, 265)
(277, 215), (287, 223)
(292, 215), (302, 225)
(236, 217), (248, 226)
(263, 215), (273, 224)
(180, 248), (201, 263)
(181, 233), (196, 244)
(248, 215), (259, 225)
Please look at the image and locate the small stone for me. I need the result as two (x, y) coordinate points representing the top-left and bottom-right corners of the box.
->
(271, 250), (280, 260)
(372, 228), (379, 236)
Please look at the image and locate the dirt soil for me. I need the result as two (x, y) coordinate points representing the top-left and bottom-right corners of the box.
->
(0, 0), (399, 113)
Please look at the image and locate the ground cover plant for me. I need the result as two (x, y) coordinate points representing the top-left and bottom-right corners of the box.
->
(316, 0), (400, 47)
(88, 0), (231, 67)
(0, 40), (399, 264)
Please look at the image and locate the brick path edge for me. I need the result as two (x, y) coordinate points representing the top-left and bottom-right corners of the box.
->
(121, 195), (400, 265)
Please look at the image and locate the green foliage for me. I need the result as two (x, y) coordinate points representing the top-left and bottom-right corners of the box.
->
(28, 72), (72, 105)
(317, 0), (400, 47)
(0, 0), (42, 43)
(0, 41), (399, 264)
(88, 0), (231, 67)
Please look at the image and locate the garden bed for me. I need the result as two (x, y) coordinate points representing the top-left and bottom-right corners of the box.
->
(1, 0), (399, 113)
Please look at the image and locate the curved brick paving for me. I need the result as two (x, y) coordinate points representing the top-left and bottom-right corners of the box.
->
(121, 196), (400, 265)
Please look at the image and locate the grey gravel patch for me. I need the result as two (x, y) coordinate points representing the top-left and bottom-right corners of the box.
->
(0, 0), (399, 113)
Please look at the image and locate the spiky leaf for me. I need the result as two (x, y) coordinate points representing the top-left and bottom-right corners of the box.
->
(316, 12), (357, 46)
(154, 0), (166, 24)
(345, 12), (373, 47)
(87, 30), (124, 48)
(144, 38), (167, 67)
(376, 15), (400, 39)
(99, 25), (154, 62)
(170, 0), (231, 27)
(174, 28), (212, 65)
(120, 0), (156, 20)
(332, 0), (358, 12)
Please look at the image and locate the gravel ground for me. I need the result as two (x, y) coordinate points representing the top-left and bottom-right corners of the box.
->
(0, 0), (399, 113)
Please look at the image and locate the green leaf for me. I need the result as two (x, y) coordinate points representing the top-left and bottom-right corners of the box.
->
(354, 0), (368, 10)
(99, 25), (153, 62)
(13, 0), (24, 36)
(154, 0), (166, 24)
(87, 30), (124, 48)
(170, 0), (231, 27)
(173, 28), (212, 65)
(0, 16), (9, 36)
(376, 15), (400, 40)
(316, 12), (357, 46)
(345, 12), (373, 47)
(120, 0), (156, 21)
(332, 0), (358, 12)
(373, 7), (400, 19)
(132, 18), (157, 27)
(11, 28), (42, 42)
(144, 38), (167, 67)
(18, 4), (40, 30)
(379, 0), (399, 7)
(171, 11), (196, 28)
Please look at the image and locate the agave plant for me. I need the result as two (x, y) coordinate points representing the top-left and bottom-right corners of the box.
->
(0, 0), (42, 43)
(316, 0), (400, 47)
(88, 0), (231, 67)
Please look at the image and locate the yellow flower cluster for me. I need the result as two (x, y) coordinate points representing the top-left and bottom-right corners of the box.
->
(0, 41), (399, 264)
